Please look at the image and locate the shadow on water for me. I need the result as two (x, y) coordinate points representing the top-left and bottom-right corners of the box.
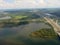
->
(57, 35), (60, 40)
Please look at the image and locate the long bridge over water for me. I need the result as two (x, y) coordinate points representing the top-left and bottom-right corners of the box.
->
(44, 17), (60, 36)
(35, 11), (60, 36)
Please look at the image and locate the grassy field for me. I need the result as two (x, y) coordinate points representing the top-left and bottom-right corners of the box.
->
(12, 15), (28, 19)
(30, 28), (58, 39)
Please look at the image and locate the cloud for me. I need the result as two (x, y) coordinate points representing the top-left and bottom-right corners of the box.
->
(0, 0), (60, 9)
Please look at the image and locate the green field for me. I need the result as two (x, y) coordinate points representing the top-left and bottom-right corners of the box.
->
(30, 28), (58, 39)
(12, 15), (28, 19)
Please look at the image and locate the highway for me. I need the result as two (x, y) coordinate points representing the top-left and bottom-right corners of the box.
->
(44, 17), (60, 36)
(34, 11), (60, 36)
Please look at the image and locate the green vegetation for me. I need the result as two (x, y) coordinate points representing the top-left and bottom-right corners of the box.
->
(0, 10), (60, 45)
(30, 28), (58, 39)
(11, 15), (28, 19)
(0, 14), (44, 28)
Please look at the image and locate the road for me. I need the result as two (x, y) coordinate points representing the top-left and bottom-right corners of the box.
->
(44, 17), (60, 36)
(34, 11), (60, 36)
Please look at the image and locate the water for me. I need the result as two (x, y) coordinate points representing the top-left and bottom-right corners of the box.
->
(0, 22), (60, 45)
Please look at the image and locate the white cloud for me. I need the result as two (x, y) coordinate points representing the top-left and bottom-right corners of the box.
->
(0, 0), (60, 9)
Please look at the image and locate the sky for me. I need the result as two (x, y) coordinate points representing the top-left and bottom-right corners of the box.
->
(0, 0), (60, 9)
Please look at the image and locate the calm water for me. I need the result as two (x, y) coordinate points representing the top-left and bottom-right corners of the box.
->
(0, 22), (60, 45)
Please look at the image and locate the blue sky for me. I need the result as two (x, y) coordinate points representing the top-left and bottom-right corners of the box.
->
(0, 0), (60, 9)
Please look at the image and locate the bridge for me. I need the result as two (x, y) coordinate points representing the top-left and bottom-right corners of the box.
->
(44, 17), (60, 36)
(33, 11), (60, 36)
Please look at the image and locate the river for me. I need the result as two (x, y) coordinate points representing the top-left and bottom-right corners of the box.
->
(0, 22), (60, 45)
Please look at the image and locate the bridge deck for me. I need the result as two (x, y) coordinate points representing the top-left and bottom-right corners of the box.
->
(44, 17), (60, 36)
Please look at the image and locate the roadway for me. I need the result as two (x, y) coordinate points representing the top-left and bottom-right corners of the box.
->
(44, 17), (60, 36)
(34, 11), (60, 36)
